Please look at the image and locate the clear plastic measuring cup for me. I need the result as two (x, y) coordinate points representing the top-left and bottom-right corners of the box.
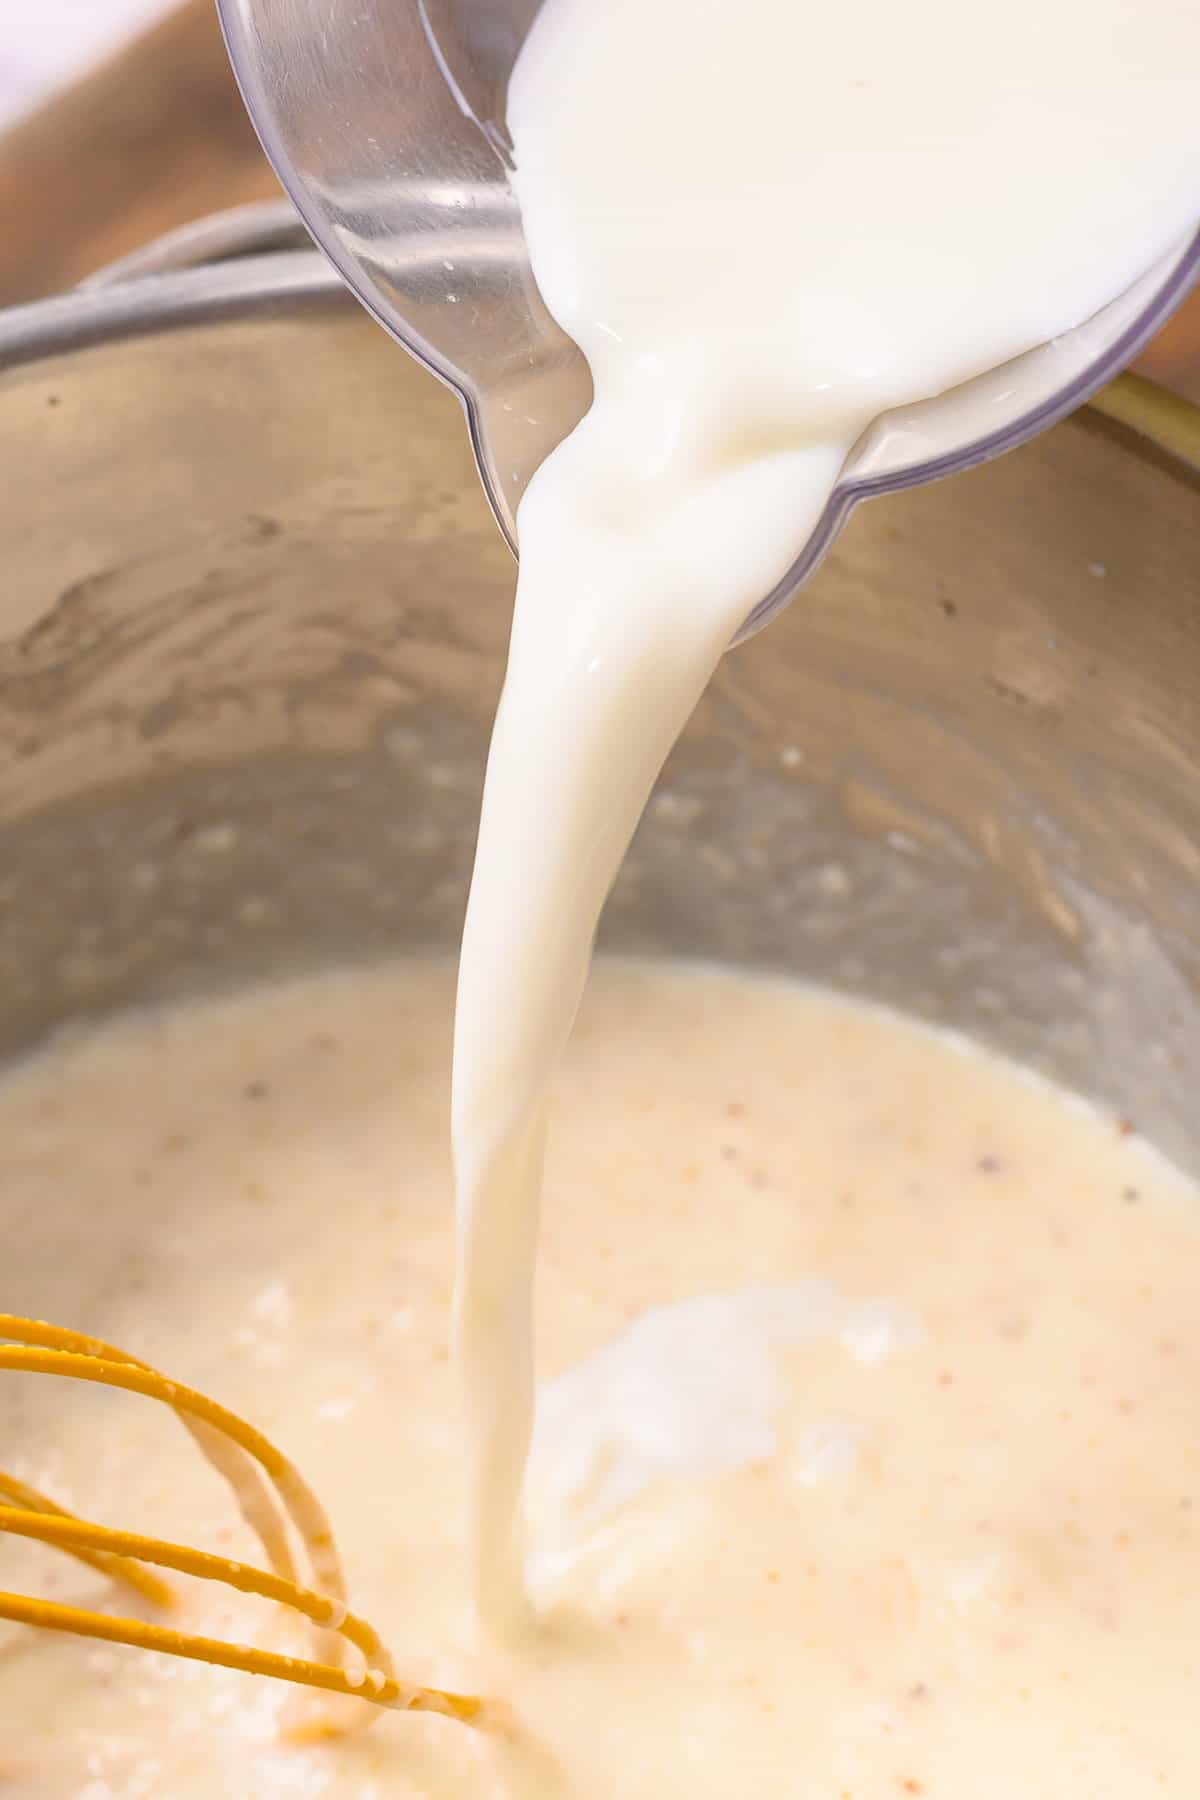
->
(217, 0), (1200, 640)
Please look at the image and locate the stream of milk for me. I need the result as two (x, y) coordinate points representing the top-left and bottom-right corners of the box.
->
(450, 0), (1200, 1633)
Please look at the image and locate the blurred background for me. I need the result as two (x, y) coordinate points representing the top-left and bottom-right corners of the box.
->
(1, 1), (276, 305)
(1, 0), (1199, 400)
(2, 0), (178, 128)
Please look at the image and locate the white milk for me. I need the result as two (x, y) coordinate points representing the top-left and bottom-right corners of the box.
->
(451, 0), (1200, 1632)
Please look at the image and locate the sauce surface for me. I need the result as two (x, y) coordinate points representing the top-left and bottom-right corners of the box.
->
(4, 957), (1200, 1794)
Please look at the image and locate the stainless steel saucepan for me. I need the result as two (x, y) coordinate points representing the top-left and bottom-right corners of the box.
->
(1, 215), (1198, 1172)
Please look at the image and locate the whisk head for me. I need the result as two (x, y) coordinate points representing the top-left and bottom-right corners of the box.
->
(0, 1315), (484, 1738)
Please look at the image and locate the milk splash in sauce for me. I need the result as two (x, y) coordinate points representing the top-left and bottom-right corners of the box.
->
(450, 0), (1200, 1632)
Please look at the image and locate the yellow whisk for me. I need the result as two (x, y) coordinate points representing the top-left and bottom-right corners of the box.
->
(0, 1315), (483, 1736)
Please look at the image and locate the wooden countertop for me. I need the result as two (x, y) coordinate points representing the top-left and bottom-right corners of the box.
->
(1, 0), (1198, 405)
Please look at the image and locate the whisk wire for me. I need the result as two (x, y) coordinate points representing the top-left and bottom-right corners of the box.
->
(0, 1315), (484, 1735)
(0, 1471), (173, 1609)
(0, 1591), (480, 1723)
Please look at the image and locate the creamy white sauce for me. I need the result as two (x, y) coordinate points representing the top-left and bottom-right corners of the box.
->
(8, 957), (1200, 1795)
(451, 0), (1200, 1633)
